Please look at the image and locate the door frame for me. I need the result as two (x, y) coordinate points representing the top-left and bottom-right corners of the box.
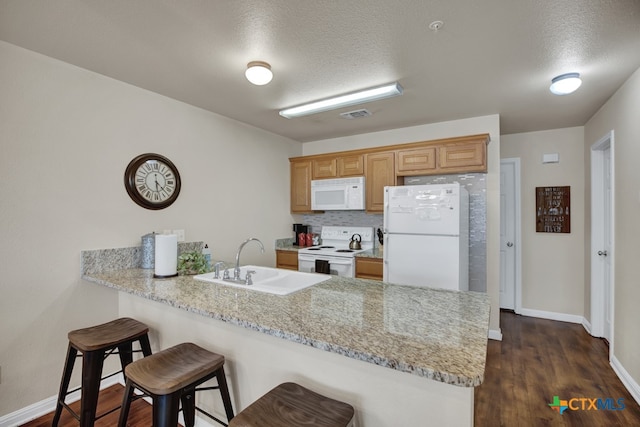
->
(500, 158), (522, 314)
(590, 130), (615, 355)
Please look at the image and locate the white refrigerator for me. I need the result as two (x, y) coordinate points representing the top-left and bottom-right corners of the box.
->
(383, 183), (469, 291)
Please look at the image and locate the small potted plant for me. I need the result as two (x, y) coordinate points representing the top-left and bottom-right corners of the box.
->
(177, 251), (208, 275)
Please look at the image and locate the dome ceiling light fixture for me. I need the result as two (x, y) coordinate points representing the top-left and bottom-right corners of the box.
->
(549, 72), (582, 95)
(279, 82), (404, 118)
(245, 61), (273, 85)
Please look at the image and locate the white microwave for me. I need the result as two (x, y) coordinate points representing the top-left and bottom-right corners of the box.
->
(311, 176), (366, 210)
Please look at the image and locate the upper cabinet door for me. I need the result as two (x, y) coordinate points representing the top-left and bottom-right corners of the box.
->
(396, 147), (437, 175)
(337, 154), (364, 176)
(439, 140), (486, 172)
(365, 152), (396, 213)
(312, 158), (337, 179)
(290, 159), (314, 213)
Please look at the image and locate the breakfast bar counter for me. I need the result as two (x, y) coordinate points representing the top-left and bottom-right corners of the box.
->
(82, 248), (490, 426)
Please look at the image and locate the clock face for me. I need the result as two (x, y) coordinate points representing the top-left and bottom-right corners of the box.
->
(124, 154), (181, 210)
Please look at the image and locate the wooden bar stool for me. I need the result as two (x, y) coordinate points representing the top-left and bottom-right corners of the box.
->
(52, 317), (152, 427)
(229, 382), (354, 427)
(118, 342), (235, 427)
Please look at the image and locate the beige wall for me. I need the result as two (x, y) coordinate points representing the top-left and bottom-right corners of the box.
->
(501, 127), (585, 316)
(302, 115), (502, 336)
(0, 41), (301, 416)
(585, 67), (640, 386)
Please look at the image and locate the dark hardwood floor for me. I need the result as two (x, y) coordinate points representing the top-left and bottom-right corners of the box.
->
(21, 310), (640, 426)
(20, 385), (155, 427)
(475, 310), (640, 426)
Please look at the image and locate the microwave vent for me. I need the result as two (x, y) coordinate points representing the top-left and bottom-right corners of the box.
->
(340, 109), (371, 119)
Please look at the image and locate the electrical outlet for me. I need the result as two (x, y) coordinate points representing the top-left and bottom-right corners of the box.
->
(173, 229), (185, 242)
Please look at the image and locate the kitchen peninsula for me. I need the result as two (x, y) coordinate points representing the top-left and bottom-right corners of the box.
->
(81, 247), (490, 426)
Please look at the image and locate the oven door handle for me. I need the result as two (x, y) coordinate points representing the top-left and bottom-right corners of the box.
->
(298, 254), (353, 265)
(325, 258), (354, 265)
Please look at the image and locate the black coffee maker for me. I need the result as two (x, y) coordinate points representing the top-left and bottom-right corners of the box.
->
(293, 224), (309, 246)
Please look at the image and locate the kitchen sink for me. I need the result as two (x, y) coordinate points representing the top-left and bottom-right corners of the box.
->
(194, 265), (331, 295)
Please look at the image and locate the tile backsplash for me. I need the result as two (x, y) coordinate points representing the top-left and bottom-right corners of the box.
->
(302, 174), (487, 292)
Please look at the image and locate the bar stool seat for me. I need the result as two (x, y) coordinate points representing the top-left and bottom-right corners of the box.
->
(229, 382), (354, 427)
(118, 342), (234, 427)
(52, 317), (152, 427)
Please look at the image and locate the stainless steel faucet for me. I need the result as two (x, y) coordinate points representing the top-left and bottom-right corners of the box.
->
(212, 261), (225, 279)
(233, 238), (265, 280)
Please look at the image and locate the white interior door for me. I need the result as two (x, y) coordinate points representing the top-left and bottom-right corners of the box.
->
(602, 146), (612, 343)
(500, 159), (518, 310)
(590, 131), (614, 349)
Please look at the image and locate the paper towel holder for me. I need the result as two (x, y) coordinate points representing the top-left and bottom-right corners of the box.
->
(154, 234), (179, 278)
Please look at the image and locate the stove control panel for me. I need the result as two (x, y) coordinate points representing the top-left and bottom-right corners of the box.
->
(320, 226), (374, 242)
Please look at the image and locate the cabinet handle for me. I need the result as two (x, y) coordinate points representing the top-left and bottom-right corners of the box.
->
(597, 250), (608, 257)
(506, 242), (514, 247)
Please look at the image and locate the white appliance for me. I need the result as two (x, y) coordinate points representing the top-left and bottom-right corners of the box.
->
(311, 177), (365, 211)
(298, 226), (374, 278)
(383, 183), (469, 291)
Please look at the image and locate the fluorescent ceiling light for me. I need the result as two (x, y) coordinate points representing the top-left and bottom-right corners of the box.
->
(279, 82), (403, 118)
(245, 61), (273, 85)
(549, 72), (582, 95)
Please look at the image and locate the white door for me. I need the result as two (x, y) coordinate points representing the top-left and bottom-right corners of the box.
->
(500, 160), (518, 310)
(602, 147), (612, 343)
(590, 131), (614, 347)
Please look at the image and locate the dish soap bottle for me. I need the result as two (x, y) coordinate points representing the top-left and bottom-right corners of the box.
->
(203, 244), (212, 271)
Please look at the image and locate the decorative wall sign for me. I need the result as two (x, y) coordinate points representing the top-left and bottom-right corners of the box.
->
(536, 186), (570, 233)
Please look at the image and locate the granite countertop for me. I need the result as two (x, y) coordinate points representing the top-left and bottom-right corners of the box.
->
(82, 261), (490, 387)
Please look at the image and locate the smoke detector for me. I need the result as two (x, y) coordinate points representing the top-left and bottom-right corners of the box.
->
(339, 109), (372, 119)
(429, 21), (444, 32)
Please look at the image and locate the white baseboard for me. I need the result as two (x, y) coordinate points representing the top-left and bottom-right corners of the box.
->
(488, 328), (502, 341)
(519, 308), (584, 324)
(610, 355), (640, 407)
(518, 307), (595, 337)
(0, 374), (122, 427)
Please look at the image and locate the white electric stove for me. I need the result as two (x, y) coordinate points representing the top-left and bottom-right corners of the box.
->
(298, 226), (374, 277)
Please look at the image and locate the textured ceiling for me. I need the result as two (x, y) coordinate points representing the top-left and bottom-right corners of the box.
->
(1, 0), (639, 142)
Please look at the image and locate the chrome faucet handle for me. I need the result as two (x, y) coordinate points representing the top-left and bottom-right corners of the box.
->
(245, 270), (256, 286)
(213, 262), (225, 279)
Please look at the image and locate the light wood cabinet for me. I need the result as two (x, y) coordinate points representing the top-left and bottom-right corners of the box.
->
(312, 158), (337, 179)
(276, 250), (299, 271)
(439, 139), (486, 172)
(290, 133), (489, 213)
(290, 159), (313, 213)
(312, 154), (364, 179)
(365, 152), (396, 213)
(337, 154), (364, 176)
(355, 257), (383, 281)
(396, 147), (437, 175)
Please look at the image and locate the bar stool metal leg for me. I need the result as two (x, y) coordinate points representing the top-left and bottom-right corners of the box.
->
(154, 392), (181, 427)
(181, 387), (196, 427)
(79, 350), (105, 427)
(216, 367), (235, 422)
(117, 379), (136, 427)
(52, 344), (78, 426)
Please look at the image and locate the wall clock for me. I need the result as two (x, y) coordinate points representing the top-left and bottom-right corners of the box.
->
(124, 153), (181, 210)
